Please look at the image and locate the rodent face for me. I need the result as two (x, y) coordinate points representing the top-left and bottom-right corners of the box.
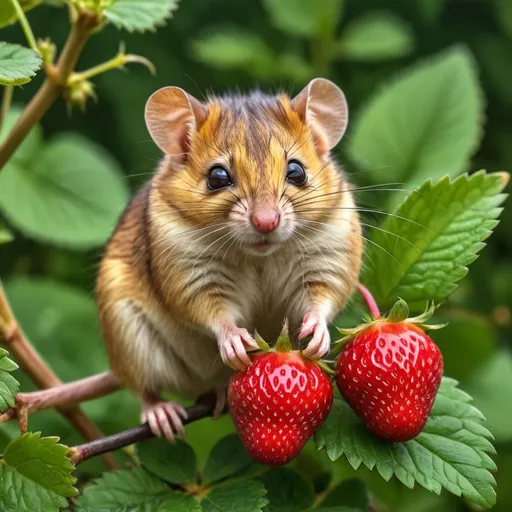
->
(156, 93), (348, 256)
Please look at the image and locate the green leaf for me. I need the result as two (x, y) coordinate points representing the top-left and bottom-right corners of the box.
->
(466, 351), (512, 442)
(201, 480), (268, 512)
(76, 468), (170, 510)
(315, 378), (497, 509)
(320, 478), (369, 509)
(0, 109), (129, 249)
(259, 467), (315, 512)
(0, 42), (41, 86)
(362, 171), (509, 311)
(105, 0), (180, 33)
(0, 0), (41, 29)
(203, 434), (253, 484)
(191, 30), (274, 71)
(157, 493), (202, 512)
(348, 47), (483, 187)
(138, 437), (197, 485)
(262, 0), (344, 37)
(1, 432), (77, 506)
(0, 466), (67, 512)
(0, 348), (19, 412)
(337, 12), (414, 61)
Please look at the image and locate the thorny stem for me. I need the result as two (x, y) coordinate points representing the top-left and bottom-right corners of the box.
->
(70, 394), (220, 465)
(0, 281), (118, 469)
(0, 86), (14, 133)
(357, 283), (381, 319)
(0, 10), (100, 171)
(9, 0), (39, 52)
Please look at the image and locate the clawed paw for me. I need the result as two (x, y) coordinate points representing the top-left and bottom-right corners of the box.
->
(299, 311), (331, 359)
(141, 401), (188, 442)
(218, 326), (258, 371)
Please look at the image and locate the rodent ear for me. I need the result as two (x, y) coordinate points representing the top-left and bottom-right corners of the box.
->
(291, 78), (348, 153)
(145, 86), (207, 162)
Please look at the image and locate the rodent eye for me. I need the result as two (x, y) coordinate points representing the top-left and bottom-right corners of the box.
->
(286, 160), (307, 186)
(207, 166), (232, 191)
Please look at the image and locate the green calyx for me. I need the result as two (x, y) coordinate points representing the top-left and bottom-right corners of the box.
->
(251, 319), (335, 376)
(332, 298), (447, 355)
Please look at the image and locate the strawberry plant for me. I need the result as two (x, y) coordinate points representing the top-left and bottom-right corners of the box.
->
(0, 0), (511, 511)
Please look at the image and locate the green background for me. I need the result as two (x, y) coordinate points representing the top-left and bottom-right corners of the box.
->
(1, 0), (511, 510)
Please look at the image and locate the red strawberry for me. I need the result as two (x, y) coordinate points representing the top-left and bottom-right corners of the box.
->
(228, 332), (333, 466)
(335, 299), (443, 442)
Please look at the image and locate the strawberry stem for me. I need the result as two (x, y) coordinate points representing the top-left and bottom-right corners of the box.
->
(357, 283), (381, 319)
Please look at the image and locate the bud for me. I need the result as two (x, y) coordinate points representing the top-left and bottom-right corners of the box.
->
(64, 79), (97, 112)
(37, 38), (56, 68)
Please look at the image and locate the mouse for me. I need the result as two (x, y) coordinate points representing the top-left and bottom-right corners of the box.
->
(95, 78), (363, 441)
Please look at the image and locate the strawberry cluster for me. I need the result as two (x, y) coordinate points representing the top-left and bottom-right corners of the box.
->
(227, 297), (444, 466)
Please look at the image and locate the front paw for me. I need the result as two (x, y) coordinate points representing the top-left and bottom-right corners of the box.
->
(299, 311), (331, 359)
(218, 326), (258, 371)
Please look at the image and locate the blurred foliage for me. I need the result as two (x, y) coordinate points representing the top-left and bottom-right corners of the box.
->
(0, 0), (511, 510)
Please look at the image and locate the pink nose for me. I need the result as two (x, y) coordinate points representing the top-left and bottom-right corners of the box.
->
(250, 209), (280, 233)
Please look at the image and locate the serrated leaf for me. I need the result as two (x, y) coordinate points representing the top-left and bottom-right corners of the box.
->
(337, 12), (414, 61)
(0, 0), (41, 29)
(76, 468), (170, 510)
(0, 109), (129, 248)
(320, 478), (369, 509)
(203, 434), (254, 484)
(201, 480), (268, 512)
(0, 42), (41, 86)
(105, 0), (179, 33)
(362, 171), (508, 310)
(0, 347), (19, 412)
(348, 47), (483, 187)
(157, 492), (202, 511)
(3, 432), (77, 498)
(138, 437), (197, 484)
(0, 466), (67, 512)
(262, 0), (344, 37)
(315, 378), (497, 509)
(259, 467), (315, 512)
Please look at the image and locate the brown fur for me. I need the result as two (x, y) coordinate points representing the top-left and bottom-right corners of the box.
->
(96, 87), (363, 402)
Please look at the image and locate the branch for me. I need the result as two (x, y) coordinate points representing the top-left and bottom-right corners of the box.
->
(0, 10), (100, 171)
(70, 394), (219, 466)
(0, 281), (118, 469)
(0, 372), (119, 424)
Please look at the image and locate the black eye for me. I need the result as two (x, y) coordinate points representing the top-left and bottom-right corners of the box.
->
(286, 160), (307, 186)
(207, 166), (232, 190)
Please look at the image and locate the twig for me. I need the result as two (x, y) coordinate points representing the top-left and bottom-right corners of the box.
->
(0, 10), (100, 171)
(357, 283), (381, 319)
(0, 281), (118, 469)
(9, 0), (39, 52)
(0, 372), (119, 424)
(70, 395), (218, 465)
